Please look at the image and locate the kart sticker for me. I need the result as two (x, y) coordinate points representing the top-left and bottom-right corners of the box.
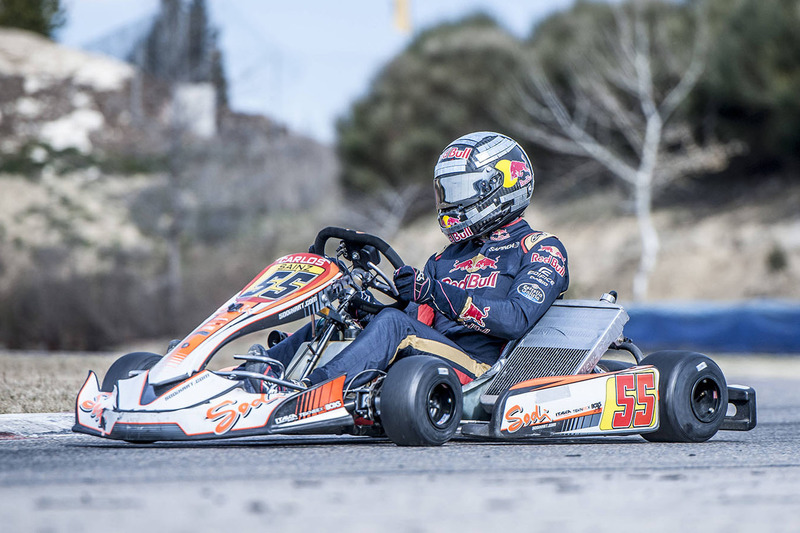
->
(240, 253), (336, 302)
(206, 394), (271, 435)
(269, 376), (346, 427)
(504, 403), (552, 433)
(79, 392), (112, 429)
(599, 370), (658, 431)
(244, 269), (318, 300)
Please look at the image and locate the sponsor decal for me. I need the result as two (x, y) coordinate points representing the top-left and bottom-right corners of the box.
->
(278, 295), (321, 320)
(448, 226), (474, 243)
(517, 283), (545, 303)
(490, 228), (511, 241)
(164, 372), (211, 401)
(504, 403), (553, 433)
(529, 253), (566, 277)
(527, 267), (555, 287)
(276, 254), (329, 267)
(494, 159), (532, 188)
(599, 371), (658, 431)
(450, 254), (499, 273)
(522, 232), (555, 253)
(79, 392), (112, 427)
(274, 413), (298, 425)
(298, 399), (342, 419)
(441, 271), (499, 290)
(271, 376), (346, 426)
(439, 146), (473, 161)
(486, 242), (519, 252)
(459, 301), (490, 328)
(538, 245), (566, 262)
(440, 215), (460, 229)
(206, 394), (270, 435)
(245, 270), (318, 300)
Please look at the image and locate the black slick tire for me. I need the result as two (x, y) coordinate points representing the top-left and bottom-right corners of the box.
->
(379, 355), (463, 446)
(101, 352), (162, 392)
(640, 350), (728, 443)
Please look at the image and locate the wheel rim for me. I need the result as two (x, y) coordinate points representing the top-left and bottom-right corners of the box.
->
(426, 382), (456, 427)
(691, 376), (722, 423)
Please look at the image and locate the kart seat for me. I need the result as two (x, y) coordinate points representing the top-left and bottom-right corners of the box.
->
(477, 299), (629, 411)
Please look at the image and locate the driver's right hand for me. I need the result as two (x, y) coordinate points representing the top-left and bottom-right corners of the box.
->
(394, 266), (433, 304)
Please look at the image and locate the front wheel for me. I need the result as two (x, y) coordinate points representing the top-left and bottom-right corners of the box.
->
(101, 351), (162, 392)
(378, 355), (463, 446)
(641, 351), (728, 443)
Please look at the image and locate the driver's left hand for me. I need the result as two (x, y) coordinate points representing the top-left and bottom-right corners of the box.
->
(394, 266), (433, 303)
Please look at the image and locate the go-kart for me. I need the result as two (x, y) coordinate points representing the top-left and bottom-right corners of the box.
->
(74, 227), (756, 446)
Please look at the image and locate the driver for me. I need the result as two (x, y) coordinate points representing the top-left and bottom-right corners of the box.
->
(244, 131), (569, 392)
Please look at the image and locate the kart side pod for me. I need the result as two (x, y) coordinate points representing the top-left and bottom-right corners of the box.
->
(474, 366), (663, 439)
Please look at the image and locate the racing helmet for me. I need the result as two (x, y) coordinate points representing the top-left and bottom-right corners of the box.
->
(433, 132), (534, 243)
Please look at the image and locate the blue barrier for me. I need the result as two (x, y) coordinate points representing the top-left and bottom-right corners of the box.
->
(623, 300), (800, 353)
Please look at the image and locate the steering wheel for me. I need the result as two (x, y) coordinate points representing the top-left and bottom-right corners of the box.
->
(311, 227), (408, 313)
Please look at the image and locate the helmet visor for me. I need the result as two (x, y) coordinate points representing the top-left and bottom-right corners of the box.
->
(434, 170), (497, 207)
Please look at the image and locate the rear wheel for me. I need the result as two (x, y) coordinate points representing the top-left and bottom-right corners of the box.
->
(379, 355), (463, 446)
(641, 351), (727, 443)
(101, 351), (162, 392)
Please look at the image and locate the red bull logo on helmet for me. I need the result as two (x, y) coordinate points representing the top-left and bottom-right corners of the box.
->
(448, 226), (474, 243)
(450, 254), (499, 273)
(440, 215), (460, 229)
(440, 146), (473, 161)
(495, 159), (532, 188)
(459, 301), (490, 328)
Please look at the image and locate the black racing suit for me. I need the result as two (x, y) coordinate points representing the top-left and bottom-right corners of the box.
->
(265, 218), (569, 388)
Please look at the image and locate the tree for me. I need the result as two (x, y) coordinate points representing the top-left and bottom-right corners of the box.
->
(0, 0), (65, 39)
(692, 0), (800, 171)
(336, 15), (525, 220)
(130, 0), (228, 329)
(505, 0), (740, 301)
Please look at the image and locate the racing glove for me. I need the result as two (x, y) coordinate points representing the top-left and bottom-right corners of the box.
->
(394, 266), (467, 320)
(394, 266), (433, 303)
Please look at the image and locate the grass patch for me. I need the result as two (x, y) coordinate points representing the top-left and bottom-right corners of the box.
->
(0, 352), (116, 414)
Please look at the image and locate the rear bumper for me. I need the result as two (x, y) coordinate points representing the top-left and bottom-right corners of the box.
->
(720, 385), (757, 431)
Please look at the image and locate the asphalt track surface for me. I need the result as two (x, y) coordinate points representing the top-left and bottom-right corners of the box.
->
(2, 365), (799, 533)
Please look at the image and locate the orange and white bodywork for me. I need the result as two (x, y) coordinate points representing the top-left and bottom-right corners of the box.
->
(149, 253), (341, 386)
(73, 253), (355, 442)
(489, 366), (661, 438)
(74, 368), (352, 440)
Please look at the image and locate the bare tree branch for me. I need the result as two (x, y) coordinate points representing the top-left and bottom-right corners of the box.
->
(660, 2), (709, 120)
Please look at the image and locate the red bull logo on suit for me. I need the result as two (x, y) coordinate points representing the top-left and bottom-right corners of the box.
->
(460, 301), (490, 328)
(538, 245), (566, 262)
(450, 254), (499, 273)
(441, 271), (499, 290)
